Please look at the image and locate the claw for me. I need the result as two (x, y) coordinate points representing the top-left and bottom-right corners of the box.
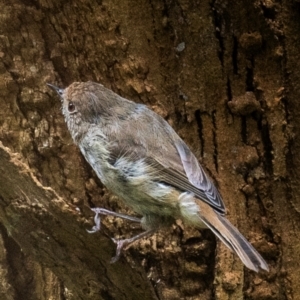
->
(87, 210), (101, 233)
(110, 238), (131, 263)
(110, 255), (120, 264)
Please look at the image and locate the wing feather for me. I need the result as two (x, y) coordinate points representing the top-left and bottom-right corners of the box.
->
(173, 139), (225, 213)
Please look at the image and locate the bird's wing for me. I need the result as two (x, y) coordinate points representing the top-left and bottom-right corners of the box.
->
(107, 112), (226, 214)
(150, 138), (226, 214)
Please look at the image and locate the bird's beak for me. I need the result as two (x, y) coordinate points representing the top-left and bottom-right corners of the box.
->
(47, 83), (64, 98)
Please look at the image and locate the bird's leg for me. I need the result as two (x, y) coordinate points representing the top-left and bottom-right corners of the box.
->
(110, 228), (157, 263)
(87, 207), (141, 233)
(88, 208), (156, 262)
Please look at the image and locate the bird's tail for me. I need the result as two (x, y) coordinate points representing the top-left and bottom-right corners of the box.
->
(192, 199), (269, 272)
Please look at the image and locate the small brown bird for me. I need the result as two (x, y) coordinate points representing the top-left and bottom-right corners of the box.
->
(48, 81), (269, 272)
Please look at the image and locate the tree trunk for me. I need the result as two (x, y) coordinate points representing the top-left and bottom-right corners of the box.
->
(0, 0), (298, 299)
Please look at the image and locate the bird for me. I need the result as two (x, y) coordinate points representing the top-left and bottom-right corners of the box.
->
(48, 81), (269, 272)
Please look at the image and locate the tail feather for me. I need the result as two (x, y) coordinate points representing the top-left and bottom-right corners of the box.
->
(193, 199), (269, 272)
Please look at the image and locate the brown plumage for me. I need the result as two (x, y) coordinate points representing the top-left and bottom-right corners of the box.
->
(48, 81), (269, 272)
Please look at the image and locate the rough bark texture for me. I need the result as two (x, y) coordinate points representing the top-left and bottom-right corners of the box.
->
(0, 0), (298, 299)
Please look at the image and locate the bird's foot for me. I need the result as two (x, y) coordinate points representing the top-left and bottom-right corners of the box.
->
(87, 207), (141, 233)
(110, 229), (156, 263)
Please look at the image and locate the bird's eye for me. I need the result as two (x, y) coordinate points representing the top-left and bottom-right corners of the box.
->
(68, 102), (76, 113)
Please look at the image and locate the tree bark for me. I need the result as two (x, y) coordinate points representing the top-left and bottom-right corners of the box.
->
(0, 0), (298, 299)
